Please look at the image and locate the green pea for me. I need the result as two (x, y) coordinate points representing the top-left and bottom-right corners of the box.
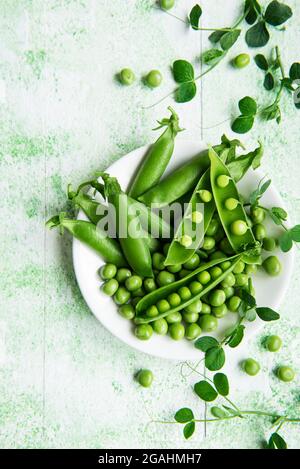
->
(198, 189), (212, 203)
(219, 238), (235, 255)
(209, 250), (226, 261)
(125, 275), (143, 292)
(169, 323), (185, 340)
(250, 207), (265, 224)
(212, 304), (228, 318)
(166, 312), (182, 324)
(135, 324), (153, 340)
(144, 278), (156, 293)
(202, 236), (216, 251)
(157, 299), (170, 314)
(220, 260), (232, 271)
(266, 335), (282, 352)
(263, 237), (277, 252)
(201, 303), (211, 314)
(160, 0), (175, 10)
(208, 289), (226, 307)
(221, 272), (236, 288)
(243, 358), (260, 376)
(157, 270), (175, 287)
(277, 366), (295, 382)
(152, 252), (165, 270)
(185, 323), (202, 341)
(153, 318), (168, 335)
(189, 281), (203, 295)
(185, 299), (202, 314)
(253, 223), (267, 241)
(114, 286), (131, 305)
(178, 269), (189, 279)
(100, 263), (117, 280)
(163, 243), (170, 256)
(131, 287), (145, 298)
(167, 263), (182, 273)
(244, 264), (257, 275)
(235, 273), (249, 287)
(146, 70), (163, 88)
(199, 315), (218, 332)
(210, 266), (223, 280)
(231, 220), (248, 236)
(137, 369), (153, 387)
(168, 293), (181, 308)
(233, 261), (245, 274)
(101, 279), (119, 296)
(217, 174), (230, 188)
(119, 68), (135, 85)
(116, 268), (131, 283)
(233, 53), (250, 69)
(191, 211), (203, 224)
(178, 286), (192, 301)
(262, 256), (282, 277)
(224, 198), (239, 211)
(119, 304), (135, 320)
(179, 235), (193, 248)
(227, 295), (241, 312)
(197, 270), (211, 285)
(183, 253), (200, 270)
(146, 305), (159, 318)
(183, 311), (199, 323)
(222, 286), (235, 299)
(206, 218), (219, 237)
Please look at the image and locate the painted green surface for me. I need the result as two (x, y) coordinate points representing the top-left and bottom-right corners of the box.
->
(0, 0), (299, 449)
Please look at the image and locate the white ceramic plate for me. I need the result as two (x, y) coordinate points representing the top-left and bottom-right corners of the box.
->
(73, 141), (294, 360)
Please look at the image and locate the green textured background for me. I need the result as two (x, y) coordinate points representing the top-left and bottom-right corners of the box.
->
(0, 0), (299, 449)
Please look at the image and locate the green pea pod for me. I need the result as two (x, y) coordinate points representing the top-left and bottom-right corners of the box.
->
(46, 213), (127, 267)
(209, 147), (256, 252)
(164, 168), (215, 266)
(128, 107), (182, 199)
(102, 175), (153, 277)
(135, 254), (243, 324)
(68, 184), (106, 225)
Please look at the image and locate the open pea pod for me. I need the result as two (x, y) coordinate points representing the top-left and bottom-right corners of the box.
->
(209, 147), (257, 253)
(164, 168), (215, 266)
(135, 253), (242, 324)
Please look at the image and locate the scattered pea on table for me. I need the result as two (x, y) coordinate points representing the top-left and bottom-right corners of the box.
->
(277, 366), (295, 382)
(146, 70), (163, 88)
(243, 358), (260, 376)
(137, 369), (153, 388)
(119, 68), (135, 85)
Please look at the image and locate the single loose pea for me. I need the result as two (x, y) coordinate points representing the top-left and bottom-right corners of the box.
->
(233, 53), (250, 69)
(183, 311), (199, 323)
(243, 358), (260, 376)
(119, 68), (135, 85)
(233, 260), (245, 274)
(132, 287), (145, 298)
(191, 211), (203, 224)
(224, 198), (239, 211)
(199, 315), (218, 332)
(277, 366), (295, 382)
(208, 289), (226, 307)
(125, 275), (143, 292)
(222, 286), (235, 299)
(185, 299), (202, 314)
(114, 286), (131, 305)
(206, 218), (219, 237)
(183, 253), (200, 270)
(217, 174), (230, 188)
(262, 256), (282, 277)
(227, 295), (241, 312)
(144, 278), (156, 293)
(101, 279), (119, 296)
(197, 270), (211, 285)
(250, 207), (265, 224)
(168, 292), (181, 308)
(178, 269), (189, 279)
(166, 312), (182, 324)
(146, 70), (163, 88)
(253, 223), (267, 241)
(209, 250), (226, 261)
(153, 318), (168, 335)
(202, 236), (216, 251)
(221, 272), (236, 288)
(263, 237), (277, 252)
(220, 260), (232, 271)
(185, 323), (202, 341)
(189, 281), (203, 295)
(198, 189), (212, 203)
(157, 299), (170, 314)
(135, 324), (153, 340)
(266, 335), (282, 352)
(231, 220), (248, 236)
(167, 263), (182, 273)
(235, 273), (249, 287)
(201, 303), (211, 314)
(157, 270), (175, 287)
(219, 238), (235, 255)
(244, 264), (257, 275)
(137, 369), (153, 388)
(146, 305), (159, 318)
(152, 252), (165, 270)
(178, 286), (192, 301)
(212, 304), (228, 318)
(116, 268), (131, 283)
(100, 263), (117, 280)
(160, 0), (175, 10)
(119, 304), (135, 320)
(179, 235), (193, 248)
(169, 323), (185, 340)
(210, 266), (223, 280)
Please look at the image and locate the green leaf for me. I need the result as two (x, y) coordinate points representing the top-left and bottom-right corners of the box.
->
(173, 60), (195, 83)
(289, 63), (300, 81)
(202, 49), (224, 65)
(175, 82), (197, 103)
(265, 1), (293, 27)
(239, 289), (257, 308)
(268, 432), (287, 449)
(227, 142), (264, 181)
(213, 373), (229, 396)
(222, 405), (240, 416)
(290, 225), (300, 242)
(205, 347), (226, 371)
(281, 77), (294, 92)
(263, 103), (281, 121)
(271, 206), (287, 221)
(220, 29), (241, 51)
(228, 325), (245, 348)
(239, 96), (258, 116)
(175, 408), (194, 423)
(208, 29), (227, 43)
(254, 54), (269, 70)
(211, 406), (228, 419)
(189, 4), (202, 30)
(231, 115), (255, 134)
(264, 72), (275, 90)
(194, 336), (219, 352)
(256, 307), (280, 321)
(183, 421), (195, 439)
(246, 21), (270, 48)
(279, 231), (293, 252)
(194, 380), (218, 402)
(245, 0), (262, 25)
